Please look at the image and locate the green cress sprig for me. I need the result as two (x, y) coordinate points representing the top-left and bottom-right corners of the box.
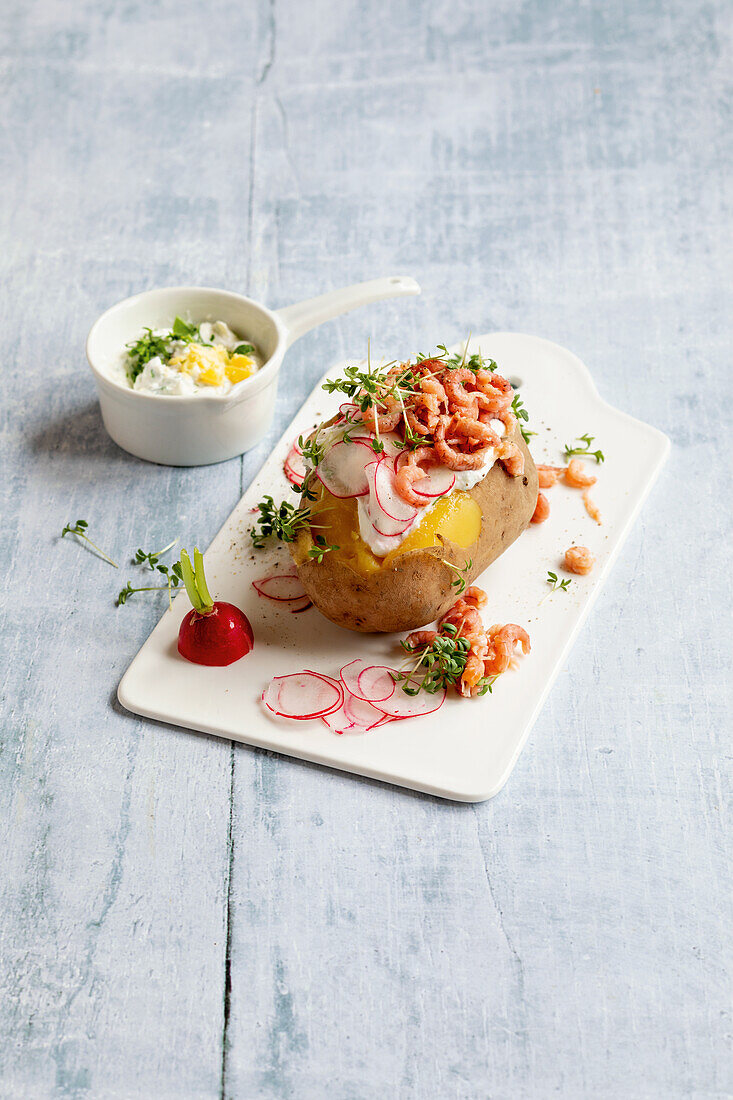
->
(563, 434), (605, 463)
(61, 519), (118, 568)
(398, 623), (470, 694)
(307, 535), (339, 563)
(117, 541), (183, 608)
(546, 570), (572, 593)
(133, 538), (179, 569)
(510, 393), (535, 443)
(434, 343), (498, 374)
(125, 316), (210, 382)
(249, 497), (312, 548)
(249, 496), (338, 561)
(441, 557), (473, 595)
(397, 622), (497, 697)
(116, 562), (183, 609)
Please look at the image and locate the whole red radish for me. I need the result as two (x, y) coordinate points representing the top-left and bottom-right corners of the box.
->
(177, 548), (253, 666)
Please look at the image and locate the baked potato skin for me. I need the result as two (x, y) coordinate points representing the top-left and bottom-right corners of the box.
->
(290, 426), (538, 633)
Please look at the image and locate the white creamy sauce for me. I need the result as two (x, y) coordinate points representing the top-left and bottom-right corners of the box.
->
(105, 320), (262, 396)
(316, 421), (507, 558)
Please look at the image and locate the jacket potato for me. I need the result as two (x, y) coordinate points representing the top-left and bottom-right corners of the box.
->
(290, 423), (538, 633)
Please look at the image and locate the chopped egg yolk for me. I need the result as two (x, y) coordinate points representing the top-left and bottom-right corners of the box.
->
(169, 344), (257, 388)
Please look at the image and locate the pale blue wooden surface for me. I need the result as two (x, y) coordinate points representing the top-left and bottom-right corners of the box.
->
(1, 1), (731, 1097)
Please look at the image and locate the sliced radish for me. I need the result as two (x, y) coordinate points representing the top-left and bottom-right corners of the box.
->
(320, 689), (387, 735)
(340, 659), (396, 703)
(371, 514), (415, 538)
(343, 691), (388, 727)
(372, 460), (420, 522)
(358, 664), (398, 702)
(377, 681), (447, 718)
(337, 402), (360, 422)
(290, 598), (313, 614)
(262, 671), (344, 721)
(412, 468), (456, 499)
(252, 572), (308, 602)
(284, 448), (308, 485)
(316, 440), (371, 499)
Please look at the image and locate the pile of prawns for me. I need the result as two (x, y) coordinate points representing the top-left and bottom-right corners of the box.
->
(355, 356), (526, 507)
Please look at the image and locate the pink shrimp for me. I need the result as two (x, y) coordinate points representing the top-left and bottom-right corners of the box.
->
(459, 652), (486, 697)
(463, 586), (488, 609)
(531, 491), (550, 524)
(483, 635), (513, 676)
(434, 428), (487, 471)
(395, 445), (438, 472)
(440, 602), (483, 639)
(405, 629), (438, 649)
(497, 439), (525, 476)
(563, 545), (595, 575)
(413, 358), (444, 377)
(496, 409), (517, 436)
(404, 408), (434, 438)
(394, 462), (431, 507)
(582, 490), (602, 525)
(444, 368), (479, 411)
(493, 623), (531, 655)
(361, 398), (402, 434)
(474, 371), (513, 414)
(419, 375), (448, 408)
(537, 464), (564, 488)
(564, 458), (597, 488)
(483, 624), (531, 676)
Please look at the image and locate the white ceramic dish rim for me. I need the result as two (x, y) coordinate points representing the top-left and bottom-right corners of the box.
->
(85, 277), (420, 409)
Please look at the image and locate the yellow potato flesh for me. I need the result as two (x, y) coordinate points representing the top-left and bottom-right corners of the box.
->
(311, 486), (482, 574)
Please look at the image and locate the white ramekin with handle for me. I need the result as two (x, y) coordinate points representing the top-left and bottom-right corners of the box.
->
(86, 275), (420, 466)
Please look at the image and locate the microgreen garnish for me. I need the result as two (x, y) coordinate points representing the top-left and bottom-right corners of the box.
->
(125, 329), (171, 382)
(307, 535), (339, 563)
(133, 539), (179, 569)
(435, 343), (497, 374)
(398, 630), (471, 694)
(233, 342), (255, 356)
(564, 434), (604, 463)
(546, 570), (572, 593)
(510, 393), (535, 443)
(297, 433), (326, 469)
(61, 519), (118, 568)
(250, 496), (314, 548)
(125, 316), (209, 382)
(116, 561), (183, 608)
(442, 557), (473, 594)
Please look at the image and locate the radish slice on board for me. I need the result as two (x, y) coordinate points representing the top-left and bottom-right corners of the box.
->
(377, 682), (447, 718)
(289, 597), (313, 614)
(319, 686), (387, 739)
(340, 659), (396, 703)
(412, 468), (456, 499)
(262, 671), (344, 720)
(252, 573), (308, 601)
(320, 690), (387, 735)
(343, 691), (388, 727)
(316, 440), (371, 498)
(358, 664), (399, 702)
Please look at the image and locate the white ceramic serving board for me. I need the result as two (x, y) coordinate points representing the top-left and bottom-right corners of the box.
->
(118, 333), (669, 801)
